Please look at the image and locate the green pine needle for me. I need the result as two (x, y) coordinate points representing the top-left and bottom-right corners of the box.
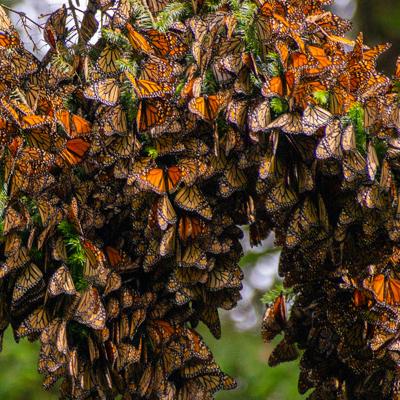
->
(131, 0), (156, 29)
(261, 281), (294, 304)
(101, 28), (130, 47)
(116, 58), (138, 75)
(232, 1), (260, 55)
(57, 221), (87, 292)
(155, 2), (190, 32)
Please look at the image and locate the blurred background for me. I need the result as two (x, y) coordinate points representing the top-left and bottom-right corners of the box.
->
(0, 0), (399, 399)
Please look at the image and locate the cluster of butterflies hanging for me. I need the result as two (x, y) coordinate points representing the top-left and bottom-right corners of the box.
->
(0, 0), (400, 398)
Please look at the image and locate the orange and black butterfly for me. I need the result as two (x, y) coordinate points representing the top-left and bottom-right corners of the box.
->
(126, 72), (174, 99)
(137, 166), (181, 194)
(74, 287), (106, 330)
(363, 274), (400, 306)
(136, 99), (176, 134)
(189, 92), (231, 122)
(57, 138), (90, 166)
(43, 5), (67, 49)
(146, 29), (188, 60)
(56, 110), (92, 138)
(261, 293), (287, 342)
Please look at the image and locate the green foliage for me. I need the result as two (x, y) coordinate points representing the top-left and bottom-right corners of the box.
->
(116, 58), (139, 75)
(29, 247), (44, 264)
(231, 1), (260, 55)
(155, 2), (191, 32)
(265, 52), (282, 77)
(145, 147), (158, 158)
(270, 97), (288, 115)
(0, 330), (58, 400)
(57, 221), (88, 292)
(101, 28), (130, 48)
(200, 324), (304, 400)
(313, 90), (329, 106)
(202, 69), (219, 94)
(130, 0), (156, 29)
(347, 102), (366, 152)
(261, 281), (295, 304)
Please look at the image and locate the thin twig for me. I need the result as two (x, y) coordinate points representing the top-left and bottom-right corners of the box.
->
(140, 0), (156, 26)
(1, 4), (43, 29)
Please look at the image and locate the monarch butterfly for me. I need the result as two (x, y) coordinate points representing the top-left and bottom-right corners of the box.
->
(363, 274), (400, 306)
(219, 162), (246, 197)
(12, 263), (43, 304)
(177, 157), (207, 186)
(0, 27), (20, 48)
(97, 45), (122, 75)
(226, 99), (247, 130)
(43, 5), (67, 49)
(189, 92), (231, 122)
(140, 55), (183, 84)
(262, 293), (287, 342)
(315, 118), (342, 159)
(136, 99), (174, 133)
(146, 29), (188, 60)
(275, 41), (309, 71)
(206, 262), (242, 292)
(52, 237), (67, 262)
(74, 287), (106, 330)
(84, 78), (120, 106)
(138, 166), (181, 194)
(126, 72), (174, 99)
(3, 206), (28, 235)
(302, 104), (332, 135)
(178, 242), (207, 270)
(248, 100), (271, 134)
(366, 141), (379, 181)
(24, 127), (52, 151)
(143, 238), (162, 271)
(0, 246), (29, 278)
(159, 224), (177, 257)
(178, 215), (208, 241)
(96, 104), (127, 136)
(153, 135), (185, 156)
(342, 151), (366, 183)
(48, 265), (76, 297)
(181, 360), (220, 379)
(265, 179), (298, 213)
(157, 195), (177, 230)
(104, 246), (138, 271)
(16, 306), (49, 338)
(57, 110), (92, 138)
(109, 132), (141, 159)
(267, 112), (303, 135)
(4, 233), (22, 257)
(112, 0), (132, 27)
(268, 338), (299, 367)
(329, 85), (354, 115)
(285, 197), (319, 248)
(117, 342), (142, 368)
(125, 23), (154, 55)
(174, 185), (212, 220)
(198, 306), (221, 339)
(104, 271), (122, 296)
(58, 138), (90, 166)
(10, 48), (39, 78)
(340, 124), (356, 153)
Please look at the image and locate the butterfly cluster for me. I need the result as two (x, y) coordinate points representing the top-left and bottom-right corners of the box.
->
(0, 0), (400, 399)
